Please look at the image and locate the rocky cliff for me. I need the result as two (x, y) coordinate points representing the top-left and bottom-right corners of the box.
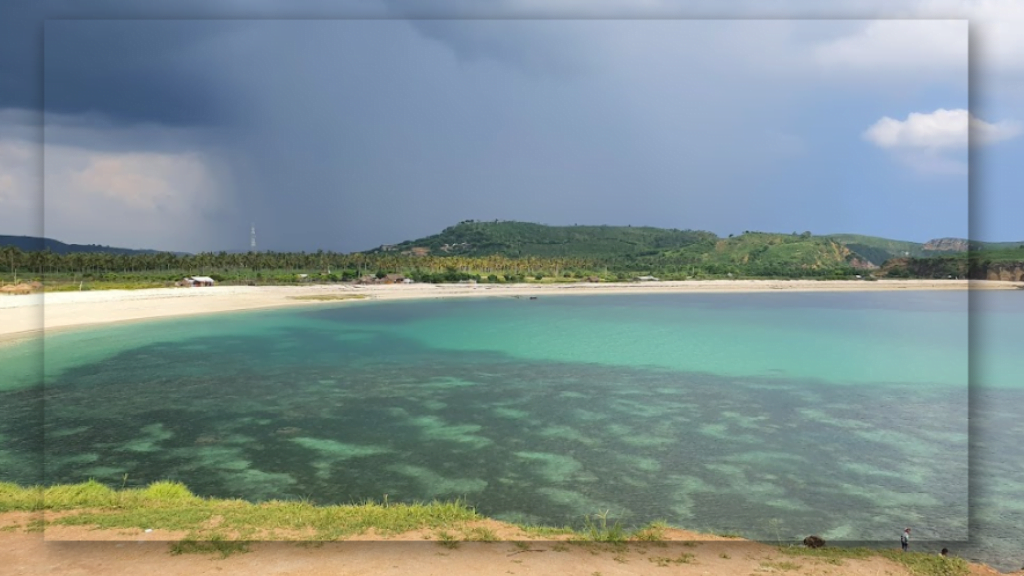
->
(982, 263), (1024, 282)
(923, 237), (970, 252)
(847, 257), (879, 270)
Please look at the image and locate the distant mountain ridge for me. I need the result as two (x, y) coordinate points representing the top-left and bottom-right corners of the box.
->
(0, 235), (187, 256)
(3, 224), (1021, 283)
(826, 234), (1024, 265)
(372, 220), (1017, 267)
(4, 225), (1020, 268)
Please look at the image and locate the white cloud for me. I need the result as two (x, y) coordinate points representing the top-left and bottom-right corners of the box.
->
(0, 108), (239, 252)
(864, 109), (968, 150)
(864, 109), (1021, 149)
(71, 152), (206, 211)
(863, 108), (1020, 175)
(814, 19), (967, 77)
(913, 0), (1024, 76)
(0, 108), (243, 250)
(44, 144), (230, 251)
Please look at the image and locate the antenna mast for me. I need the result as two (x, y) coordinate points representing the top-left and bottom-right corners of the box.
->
(250, 222), (257, 252)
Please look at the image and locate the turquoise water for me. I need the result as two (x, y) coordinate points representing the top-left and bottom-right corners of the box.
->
(0, 291), (1015, 569)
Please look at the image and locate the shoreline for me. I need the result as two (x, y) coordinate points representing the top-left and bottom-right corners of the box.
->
(0, 279), (1017, 343)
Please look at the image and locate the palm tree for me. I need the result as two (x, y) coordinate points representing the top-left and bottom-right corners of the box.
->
(0, 246), (22, 283)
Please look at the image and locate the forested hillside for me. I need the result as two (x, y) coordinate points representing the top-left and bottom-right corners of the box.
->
(376, 220), (718, 258)
(2, 221), (1020, 289)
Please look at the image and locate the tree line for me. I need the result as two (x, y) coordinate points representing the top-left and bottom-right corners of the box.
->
(0, 244), (868, 285)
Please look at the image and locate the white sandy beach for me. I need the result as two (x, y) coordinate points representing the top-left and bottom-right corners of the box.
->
(0, 279), (1018, 341)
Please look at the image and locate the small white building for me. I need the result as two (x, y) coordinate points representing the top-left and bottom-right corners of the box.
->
(635, 275), (660, 282)
(181, 276), (215, 287)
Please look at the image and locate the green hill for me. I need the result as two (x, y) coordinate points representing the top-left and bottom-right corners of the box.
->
(374, 220), (718, 258)
(686, 232), (854, 273)
(973, 247), (1024, 262)
(0, 234), (182, 256)
(5, 222), (1019, 286)
(376, 223), (984, 269)
(372, 222), (864, 277)
(825, 234), (931, 264)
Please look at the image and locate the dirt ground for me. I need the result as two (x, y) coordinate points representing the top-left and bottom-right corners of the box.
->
(3, 512), (1017, 576)
(0, 533), (891, 576)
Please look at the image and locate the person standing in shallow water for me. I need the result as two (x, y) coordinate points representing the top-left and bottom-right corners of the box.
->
(901, 528), (911, 552)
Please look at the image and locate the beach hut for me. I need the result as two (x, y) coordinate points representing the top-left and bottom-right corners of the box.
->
(181, 276), (215, 287)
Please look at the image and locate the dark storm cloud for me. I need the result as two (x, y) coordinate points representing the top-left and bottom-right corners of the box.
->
(0, 0), (877, 119)
(1, 0), (392, 121)
(1, 1), (208, 115)
(205, 20), (860, 252)
(43, 21), (234, 127)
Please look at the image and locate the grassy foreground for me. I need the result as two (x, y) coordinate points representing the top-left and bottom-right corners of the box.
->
(0, 481), (971, 575)
(0, 480), (482, 541)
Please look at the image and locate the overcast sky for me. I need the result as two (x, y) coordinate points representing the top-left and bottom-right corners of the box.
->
(1, 1), (1021, 253)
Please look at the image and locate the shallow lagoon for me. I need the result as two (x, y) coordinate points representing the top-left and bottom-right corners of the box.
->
(0, 290), (1016, 569)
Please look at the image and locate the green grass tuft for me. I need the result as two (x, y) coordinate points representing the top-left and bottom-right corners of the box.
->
(879, 550), (971, 576)
(631, 520), (669, 542)
(777, 545), (875, 560)
(44, 480), (119, 509)
(170, 534), (250, 558)
(138, 481), (201, 504)
(463, 526), (499, 542)
(0, 483), (44, 511)
(517, 524), (576, 538)
(435, 530), (460, 549)
(648, 553), (696, 566)
(576, 511), (627, 543)
(1, 481), (480, 541)
(778, 545), (970, 576)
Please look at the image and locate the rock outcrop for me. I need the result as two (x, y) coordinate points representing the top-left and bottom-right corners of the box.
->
(923, 238), (970, 252)
(848, 257), (879, 270)
(803, 535), (826, 549)
(984, 263), (1024, 282)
